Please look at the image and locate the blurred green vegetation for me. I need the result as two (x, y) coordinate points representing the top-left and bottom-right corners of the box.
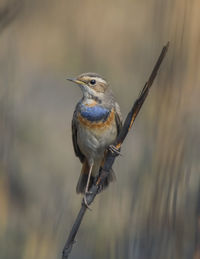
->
(0, 0), (200, 258)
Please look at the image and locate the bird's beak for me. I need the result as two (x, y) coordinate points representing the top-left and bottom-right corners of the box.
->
(67, 78), (84, 86)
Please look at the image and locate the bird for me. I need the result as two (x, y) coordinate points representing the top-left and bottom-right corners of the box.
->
(68, 73), (122, 206)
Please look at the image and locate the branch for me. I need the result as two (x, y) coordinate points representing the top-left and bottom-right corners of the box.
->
(62, 42), (170, 259)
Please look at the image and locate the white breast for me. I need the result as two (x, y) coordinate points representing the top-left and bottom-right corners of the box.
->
(77, 114), (117, 161)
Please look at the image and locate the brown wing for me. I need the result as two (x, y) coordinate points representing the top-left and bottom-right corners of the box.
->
(114, 102), (123, 135)
(72, 110), (85, 163)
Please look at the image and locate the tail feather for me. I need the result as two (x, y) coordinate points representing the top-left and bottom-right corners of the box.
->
(76, 173), (95, 194)
(76, 160), (94, 194)
(97, 167), (116, 193)
(98, 150), (116, 192)
(76, 157), (116, 194)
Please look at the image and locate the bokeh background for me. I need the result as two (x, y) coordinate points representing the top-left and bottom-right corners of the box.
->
(0, 0), (200, 258)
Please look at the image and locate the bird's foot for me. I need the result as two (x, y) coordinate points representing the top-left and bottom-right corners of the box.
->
(83, 192), (92, 210)
(108, 145), (121, 156)
(97, 184), (104, 193)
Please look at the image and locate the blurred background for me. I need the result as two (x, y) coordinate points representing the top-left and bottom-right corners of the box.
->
(0, 0), (200, 258)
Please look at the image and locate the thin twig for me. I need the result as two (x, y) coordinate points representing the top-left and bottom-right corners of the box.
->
(62, 42), (170, 259)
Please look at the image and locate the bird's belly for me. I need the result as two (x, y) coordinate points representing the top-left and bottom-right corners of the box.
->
(77, 120), (117, 161)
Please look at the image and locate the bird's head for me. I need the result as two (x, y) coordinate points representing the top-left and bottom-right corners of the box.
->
(67, 72), (109, 101)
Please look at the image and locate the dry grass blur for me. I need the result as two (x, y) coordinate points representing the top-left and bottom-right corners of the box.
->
(0, 0), (200, 259)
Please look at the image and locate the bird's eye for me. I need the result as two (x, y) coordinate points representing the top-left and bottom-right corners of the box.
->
(90, 79), (96, 85)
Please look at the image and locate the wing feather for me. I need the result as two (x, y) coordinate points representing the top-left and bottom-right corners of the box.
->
(72, 109), (85, 163)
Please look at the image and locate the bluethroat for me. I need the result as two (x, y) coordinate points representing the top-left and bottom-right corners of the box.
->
(68, 73), (122, 206)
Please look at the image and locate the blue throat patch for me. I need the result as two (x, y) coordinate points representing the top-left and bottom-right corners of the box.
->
(80, 104), (110, 122)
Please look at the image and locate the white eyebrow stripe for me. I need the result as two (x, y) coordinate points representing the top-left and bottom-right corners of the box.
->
(95, 77), (107, 84)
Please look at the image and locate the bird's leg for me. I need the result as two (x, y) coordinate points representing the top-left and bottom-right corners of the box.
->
(84, 163), (93, 208)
